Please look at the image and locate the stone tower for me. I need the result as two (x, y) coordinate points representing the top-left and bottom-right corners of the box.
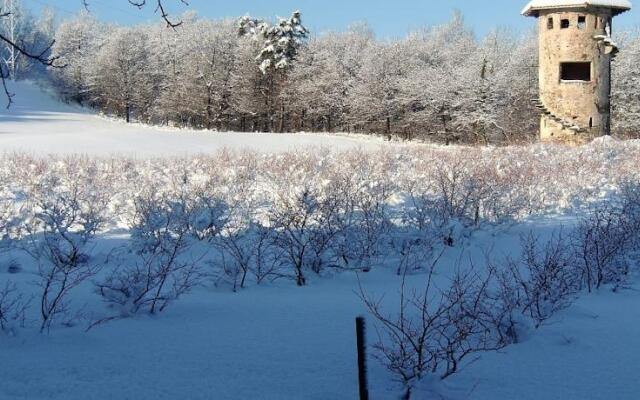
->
(522, 0), (632, 142)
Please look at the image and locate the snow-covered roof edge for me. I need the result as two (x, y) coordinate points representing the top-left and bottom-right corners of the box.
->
(522, 0), (632, 17)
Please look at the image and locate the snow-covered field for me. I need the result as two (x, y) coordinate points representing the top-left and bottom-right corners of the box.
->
(0, 82), (383, 156)
(3, 219), (639, 400)
(1, 83), (640, 400)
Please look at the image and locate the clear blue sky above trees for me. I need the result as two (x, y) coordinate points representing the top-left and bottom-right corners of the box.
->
(24, 0), (637, 37)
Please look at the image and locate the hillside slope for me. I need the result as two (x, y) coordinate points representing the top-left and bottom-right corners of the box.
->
(0, 82), (381, 156)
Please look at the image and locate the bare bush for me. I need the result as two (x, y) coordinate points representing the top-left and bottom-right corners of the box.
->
(360, 262), (512, 398)
(572, 205), (634, 292)
(20, 170), (110, 332)
(192, 159), (285, 290)
(212, 222), (284, 291)
(431, 159), (486, 228)
(620, 182), (640, 254)
(0, 281), (30, 334)
(268, 184), (340, 286)
(500, 232), (579, 328)
(331, 153), (395, 271)
(435, 266), (513, 379)
(363, 229), (587, 397)
(96, 194), (202, 315)
(390, 232), (442, 276)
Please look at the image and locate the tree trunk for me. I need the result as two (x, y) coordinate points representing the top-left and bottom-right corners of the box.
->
(279, 102), (286, 133)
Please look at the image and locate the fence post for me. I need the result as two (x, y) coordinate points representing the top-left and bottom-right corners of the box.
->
(356, 316), (369, 400)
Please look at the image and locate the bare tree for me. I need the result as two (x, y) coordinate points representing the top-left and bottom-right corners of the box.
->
(0, 5), (60, 107)
(82, 0), (189, 28)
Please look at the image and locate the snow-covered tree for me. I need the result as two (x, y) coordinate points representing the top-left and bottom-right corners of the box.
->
(40, 9), (640, 142)
(612, 29), (640, 138)
(51, 11), (104, 104)
(90, 27), (154, 122)
(152, 17), (238, 129)
(1, 1), (56, 80)
(237, 11), (309, 132)
(239, 10), (309, 74)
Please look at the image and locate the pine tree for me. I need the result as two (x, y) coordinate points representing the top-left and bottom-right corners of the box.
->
(239, 11), (309, 74)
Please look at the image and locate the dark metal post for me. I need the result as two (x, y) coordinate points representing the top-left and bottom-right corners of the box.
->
(356, 316), (369, 400)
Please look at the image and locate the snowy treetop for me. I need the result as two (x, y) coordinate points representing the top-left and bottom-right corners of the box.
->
(238, 10), (309, 74)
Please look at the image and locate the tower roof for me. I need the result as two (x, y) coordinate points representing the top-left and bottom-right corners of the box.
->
(522, 0), (632, 16)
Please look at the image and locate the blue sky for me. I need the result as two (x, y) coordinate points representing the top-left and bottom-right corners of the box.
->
(23, 0), (637, 38)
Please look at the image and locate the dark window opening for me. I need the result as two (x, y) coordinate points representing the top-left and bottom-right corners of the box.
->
(561, 19), (570, 29)
(578, 16), (586, 30)
(560, 62), (591, 81)
(547, 17), (554, 30)
(594, 16), (599, 29)
(589, 117), (593, 129)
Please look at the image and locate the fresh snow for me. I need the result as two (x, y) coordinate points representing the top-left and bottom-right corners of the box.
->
(0, 82), (382, 157)
(3, 218), (640, 400)
(1, 82), (640, 400)
(522, 0), (632, 16)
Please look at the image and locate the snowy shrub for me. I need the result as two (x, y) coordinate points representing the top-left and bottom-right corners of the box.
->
(0, 173), (22, 257)
(501, 232), (579, 329)
(572, 205), (634, 292)
(188, 194), (229, 242)
(268, 184), (339, 286)
(362, 230), (600, 396)
(422, 155), (525, 242)
(0, 281), (30, 334)
(212, 222), (284, 291)
(389, 233), (441, 277)
(331, 155), (395, 273)
(488, 263), (527, 344)
(620, 182), (640, 252)
(20, 168), (110, 332)
(96, 194), (202, 315)
(360, 263), (512, 398)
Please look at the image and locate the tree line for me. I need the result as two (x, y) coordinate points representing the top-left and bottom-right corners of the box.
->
(3, 6), (639, 143)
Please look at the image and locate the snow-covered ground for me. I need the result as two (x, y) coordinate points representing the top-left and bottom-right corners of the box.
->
(3, 219), (639, 400)
(1, 83), (640, 400)
(0, 82), (383, 157)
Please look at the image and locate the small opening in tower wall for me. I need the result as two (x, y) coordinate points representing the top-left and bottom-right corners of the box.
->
(561, 19), (570, 29)
(560, 62), (591, 81)
(547, 17), (554, 29)
(578, 16), (586, 30)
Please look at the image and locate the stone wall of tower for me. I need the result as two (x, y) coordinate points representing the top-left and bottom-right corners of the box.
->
(537, 8), (613, 142)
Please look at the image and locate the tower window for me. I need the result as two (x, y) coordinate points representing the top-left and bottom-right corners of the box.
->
(560, 62), (591, 81)
(561, 19), (570, 29)
(595, 17), (599, 29)
(578, 16), (586, 30)
(547, 17), (554, 29)
(589, 117), (593, 129)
